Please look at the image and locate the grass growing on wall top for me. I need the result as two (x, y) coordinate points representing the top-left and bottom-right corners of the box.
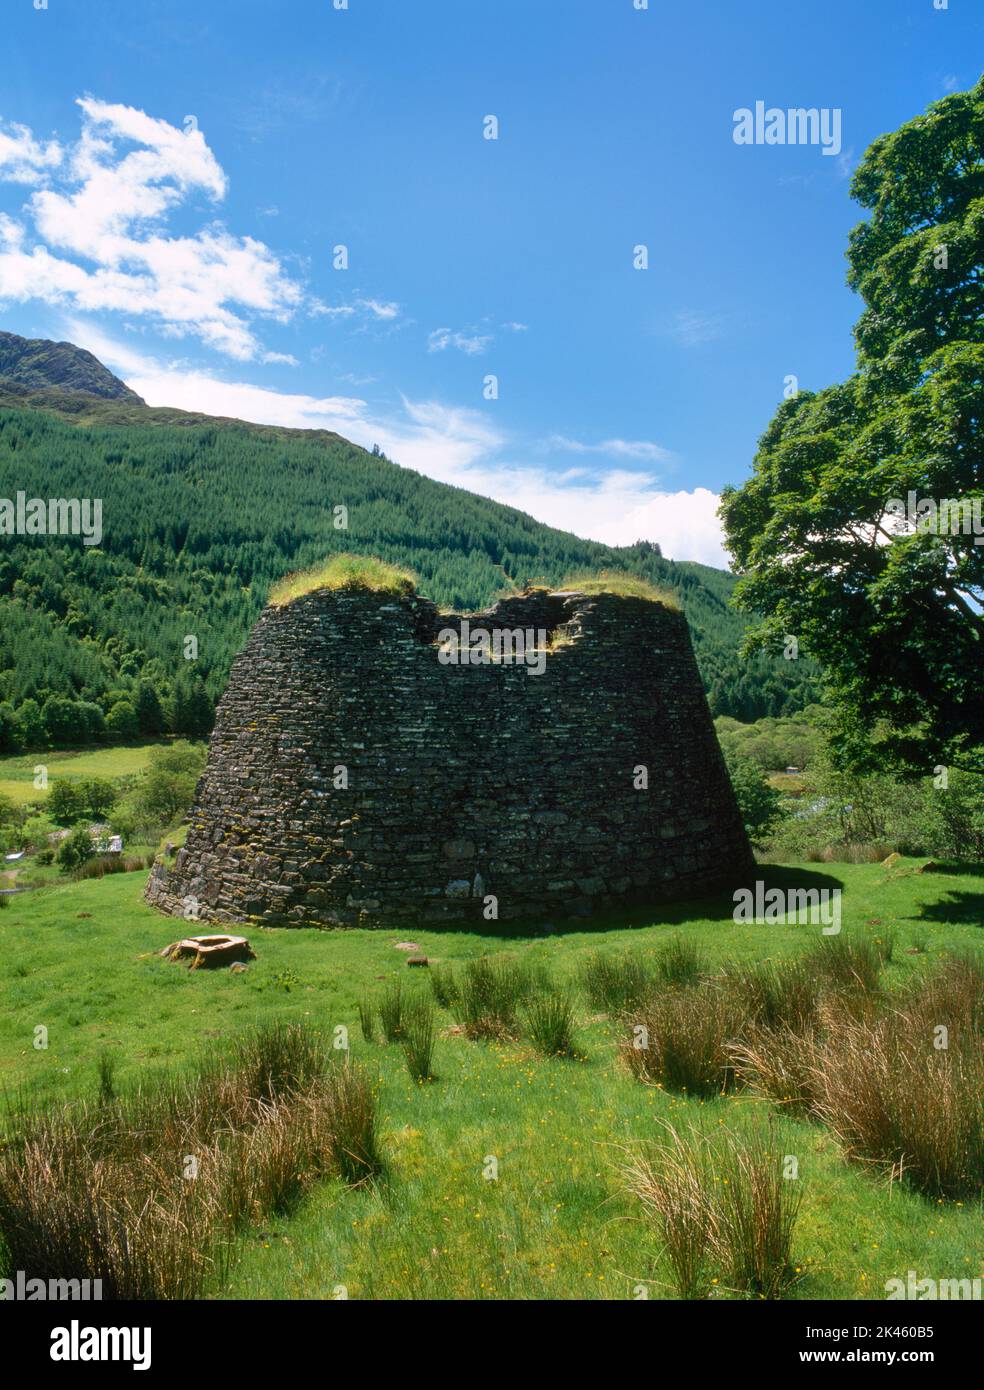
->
(267, 553), (417, 607)
(559, 570), (681, 608)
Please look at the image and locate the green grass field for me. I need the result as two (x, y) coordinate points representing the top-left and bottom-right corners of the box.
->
(1, 859), (981, 1300)
(0, 743), (163, 807)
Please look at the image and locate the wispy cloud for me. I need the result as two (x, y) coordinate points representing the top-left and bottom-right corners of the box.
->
(428, 326), (492, 356)
(361, 298), (400, 321)
(668, 309), (728, 347)
(312, 296), (404, 328)
(69, 321), (728, 567)
(546, 434), (675, 465)
(835, 146), (856, 180)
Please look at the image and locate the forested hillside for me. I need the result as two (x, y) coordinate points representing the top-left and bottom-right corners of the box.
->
(0, 378), (816, 751)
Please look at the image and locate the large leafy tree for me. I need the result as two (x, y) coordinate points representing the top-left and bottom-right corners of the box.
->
(721, 77), (984, 775)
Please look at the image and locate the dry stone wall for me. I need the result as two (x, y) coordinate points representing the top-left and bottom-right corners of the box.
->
(146, 585), (754, 927)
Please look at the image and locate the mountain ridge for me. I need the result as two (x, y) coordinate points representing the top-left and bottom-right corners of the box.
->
(0, 335), (817, 749)
(0, 331), (144, 404)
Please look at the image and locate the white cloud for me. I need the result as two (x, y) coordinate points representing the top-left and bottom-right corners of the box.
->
(311, 301), (356, 319)
(0, 98), (303, 360)
(428, 326), (492, 356)
(70, 322), (727, 567)
(311, 296), (404, 327)
(360, 298), (400, 321)
(0, 120), (62, 184)
(546, 434), (675, 465)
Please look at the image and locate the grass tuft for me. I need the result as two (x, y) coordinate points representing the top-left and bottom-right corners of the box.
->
(378, 981), (405, 1042)
(623, 1118), (802, 1300)
(578, 950), (654, 1012)
(558, 569), (680, 607)
(401, 1000), (437, 1083)
(267, 553), (417, 607)
(357, 995), (377, 1044)
(811, 959), (984, 1198)
(623, 980), (747, 1096)
(452, 957), (548, 1040)
(655, 934), (710, 989)
(0, 1022), (381, 1298)
(429, 964), (461, 1010)
(524, 991), (578, 1057)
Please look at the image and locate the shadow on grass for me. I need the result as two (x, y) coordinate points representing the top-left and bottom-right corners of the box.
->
(912, 861), (984, 878)
(913, 889), (984, 927)
(407, 863), (848, 943)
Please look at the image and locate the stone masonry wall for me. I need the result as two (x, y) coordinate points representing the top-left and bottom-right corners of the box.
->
(145, 586), (754, 927)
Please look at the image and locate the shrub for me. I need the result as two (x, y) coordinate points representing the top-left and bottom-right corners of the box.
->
(524, 991), (578, 1057)
(129, 741), (206, 831)
(917, 768), (984, 861)
(105, 700), (140, 739)
(623, 981), (748, 1096)
(21, 814), (55, 852)
(47, 782), (86, 826)
(56, 824), (94, 871)
(723, 748), (785, 846)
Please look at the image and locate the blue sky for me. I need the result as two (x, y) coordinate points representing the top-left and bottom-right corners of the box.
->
(0, 0), (978, 565)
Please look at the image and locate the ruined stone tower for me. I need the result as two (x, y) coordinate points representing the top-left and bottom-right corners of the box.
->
(146, 577), (753, 928)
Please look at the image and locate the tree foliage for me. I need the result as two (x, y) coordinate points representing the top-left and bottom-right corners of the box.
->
(721, 77), (984, 775)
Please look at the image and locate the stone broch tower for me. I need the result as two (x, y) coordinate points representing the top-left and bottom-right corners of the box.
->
(146, 579), (753, 927)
